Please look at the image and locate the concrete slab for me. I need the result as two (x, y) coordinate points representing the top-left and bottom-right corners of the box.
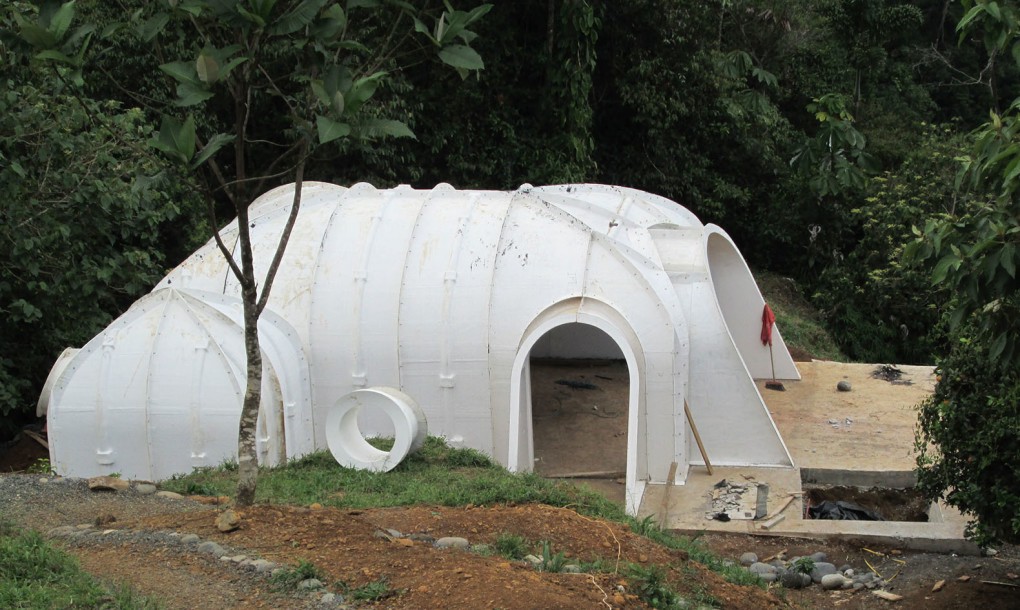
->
(639, 361), (980, 554)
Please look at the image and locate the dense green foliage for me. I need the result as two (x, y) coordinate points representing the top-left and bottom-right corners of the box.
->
(915, 335), (1020, 545)
(2, 0), (1019, 546)
(908, 0), (1020, 544)
(0, 68), (203, 436)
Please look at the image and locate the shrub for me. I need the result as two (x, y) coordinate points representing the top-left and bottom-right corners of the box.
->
(915, 331), (1020, 545)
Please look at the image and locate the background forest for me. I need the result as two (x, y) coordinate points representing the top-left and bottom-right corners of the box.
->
(2, 0), (1019, 542)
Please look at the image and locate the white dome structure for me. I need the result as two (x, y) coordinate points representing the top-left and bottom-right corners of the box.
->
(43, 182), (799, 514)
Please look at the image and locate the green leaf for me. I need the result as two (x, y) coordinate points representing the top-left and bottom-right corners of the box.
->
(357, 118), (415, 139)
(989, 332), (1007, 360)
(438, 44), (483, 71)
(346, 72), (386, 113)
(137, 13), (170, 41)
(316, 115), (351, 143)
(35, 49), (76, 65)
(151, 115), (197, 163)
(175, 81), (214, 106)
(191, 133), (235, 169)
(932, 253), (961, 284)
(49, 1), (77, 42)
(196, 52), (220, 84)
(1002, 243), (1016, 278)
(160, 61), (198, 85)
(312, 4), (346, 39)
(14, 14), (57, 48)
(985, 1), (1001, 21)
(269, 0), (328, 36)
(347, 0), (380, 8)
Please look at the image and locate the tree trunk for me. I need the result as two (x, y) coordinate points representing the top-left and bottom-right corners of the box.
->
(235, 277), (263, 507)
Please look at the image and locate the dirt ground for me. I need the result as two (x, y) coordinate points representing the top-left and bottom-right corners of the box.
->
(3, 359), (1019, 609)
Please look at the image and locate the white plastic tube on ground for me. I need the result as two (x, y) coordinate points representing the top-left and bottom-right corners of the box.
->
(325, 387), (427, 472)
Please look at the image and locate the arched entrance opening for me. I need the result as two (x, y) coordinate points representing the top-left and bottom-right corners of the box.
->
(528, 323), (629, 480)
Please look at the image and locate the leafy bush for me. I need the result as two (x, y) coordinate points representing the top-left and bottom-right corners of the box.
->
(812, 124), (969, 363)
(915, 331), (1020, 545)
(0, 72), (203, 435)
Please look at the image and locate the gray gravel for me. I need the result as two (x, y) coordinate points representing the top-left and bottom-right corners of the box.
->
(0, 474), (350, 609)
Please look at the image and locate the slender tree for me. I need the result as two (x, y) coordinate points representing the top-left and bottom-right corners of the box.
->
(4, 0), (489, 505)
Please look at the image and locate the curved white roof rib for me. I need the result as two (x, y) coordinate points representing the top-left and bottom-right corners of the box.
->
(46, 183), (798, 515)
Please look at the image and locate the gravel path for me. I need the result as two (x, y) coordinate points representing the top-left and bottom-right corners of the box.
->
(0, 474), (339, 609)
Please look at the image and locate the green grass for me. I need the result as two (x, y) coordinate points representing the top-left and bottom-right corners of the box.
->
(163, 437), (626, 517)
(755, 269), (847, 362)
(163, 436), (765, 589)
(0, 521), (159, 609)
(269, 558), (323, 592)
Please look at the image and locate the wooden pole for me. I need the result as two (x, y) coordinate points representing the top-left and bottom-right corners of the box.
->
(684, 400), (713, 475)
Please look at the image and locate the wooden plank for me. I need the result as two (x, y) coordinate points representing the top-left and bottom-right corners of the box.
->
(23, 429), (48, 450)
(683, 400), (712, 475)
(759, 514), (786, 530)
(549, 471), (626, 480)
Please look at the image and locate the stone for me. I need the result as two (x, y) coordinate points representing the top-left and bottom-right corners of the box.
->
(749, 562), (778, 576)
(135, 483), (157, 495)
(837, 380), (852, 392)
(155, 491), (183, 500)
(251, 559), (275, 573)
(810, 562), (838, 583)
(47, 526), (77, 538)
(197, 541), (227, 557)
(562, 564), (582, 573)
(386, 529), (403, 538)
(309, 502), (323, 510)
(434, 536), (470, 549)
(821, 574), (848, 590)
(739, 552), (758, 566)
(38, 477), (49, 483)
(780, 571), (807, 589)
(809, 552), (828, 563)
(216, 509), (240, 532)
(759, 573), (778, 583)
(88, 476), (130, 492)
(408, 533), (435, 543)
(298, 578), (323, 590)
(524, 554), (542, 568)
(180, 534), (200, 544)
(842, 567), (854, 577)
(320, 593), (339, 604)
(229, 555), (248, 563)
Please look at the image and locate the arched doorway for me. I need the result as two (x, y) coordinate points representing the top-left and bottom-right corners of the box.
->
(528, 323), (629, 480)
(508, 298), (647, 514)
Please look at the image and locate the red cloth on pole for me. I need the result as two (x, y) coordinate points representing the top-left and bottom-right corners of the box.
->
(761, 303), (775, 347)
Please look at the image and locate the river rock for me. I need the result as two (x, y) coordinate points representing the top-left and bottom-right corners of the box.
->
(821, 574), (849, 590)
(216, 509), (240, 532)
(88, 476), (130, 492)
(810, 562), (838, 583)
(435, 536), (470, 549)
(739, 552), (758, 566)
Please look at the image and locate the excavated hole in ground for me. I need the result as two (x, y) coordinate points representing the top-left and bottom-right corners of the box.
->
(803, 485), (930, 522)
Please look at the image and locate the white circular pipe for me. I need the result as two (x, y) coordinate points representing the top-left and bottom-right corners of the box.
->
(325, 387), (427, 472)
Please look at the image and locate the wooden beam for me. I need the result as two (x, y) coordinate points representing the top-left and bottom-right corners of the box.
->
(684, 400), (712, 475)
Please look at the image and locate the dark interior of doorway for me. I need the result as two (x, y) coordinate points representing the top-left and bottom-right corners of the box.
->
(529, 323), (629, 506)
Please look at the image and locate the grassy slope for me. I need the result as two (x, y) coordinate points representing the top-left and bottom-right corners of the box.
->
(0, 521), (158, 609)
(162, 438), (762, 591)
(755, 269), (847, 362)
